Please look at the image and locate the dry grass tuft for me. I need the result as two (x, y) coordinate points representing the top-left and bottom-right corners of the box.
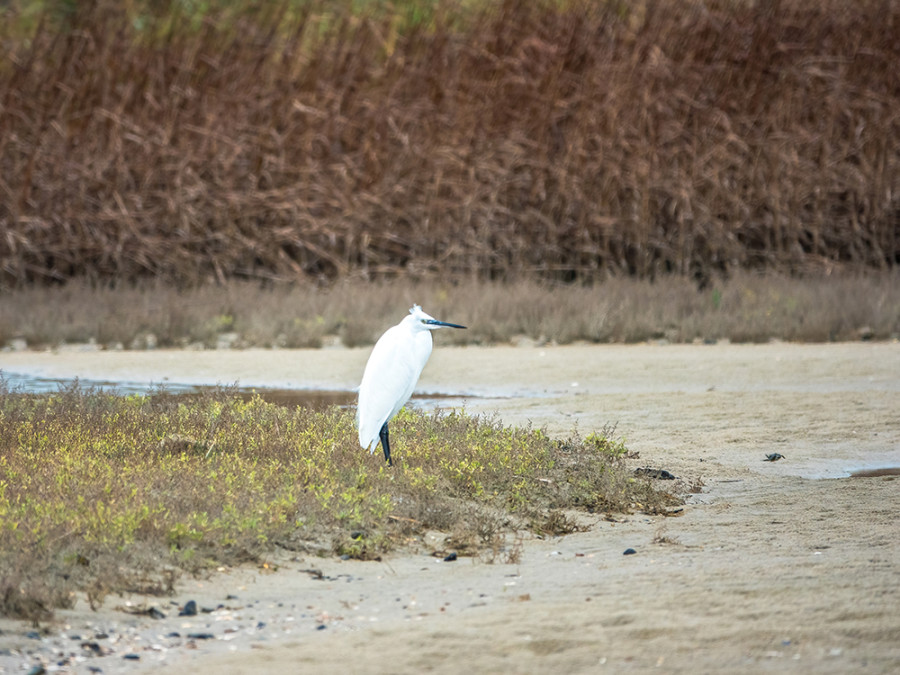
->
(652, 528), (682, 547)
(2, 273), (898, 350)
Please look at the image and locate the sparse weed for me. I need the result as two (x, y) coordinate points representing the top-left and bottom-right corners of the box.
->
(0, 383), (670, 620)
(652, 528), (682, 546)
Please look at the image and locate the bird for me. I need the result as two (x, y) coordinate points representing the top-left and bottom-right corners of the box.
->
(357, 304), (466, 466)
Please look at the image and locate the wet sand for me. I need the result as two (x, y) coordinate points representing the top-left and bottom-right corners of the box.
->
(1, 342), (899, 673)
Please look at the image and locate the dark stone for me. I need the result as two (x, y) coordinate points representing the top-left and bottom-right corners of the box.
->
(634, 467), (676, 480)
(623, 548), (637, 555)
(179, 600), (198, 616)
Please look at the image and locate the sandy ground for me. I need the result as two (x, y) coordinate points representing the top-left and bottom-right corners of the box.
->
(1, 342), (899, 673)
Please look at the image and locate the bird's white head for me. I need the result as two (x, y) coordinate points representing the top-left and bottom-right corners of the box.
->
(406, 304), (467, 332)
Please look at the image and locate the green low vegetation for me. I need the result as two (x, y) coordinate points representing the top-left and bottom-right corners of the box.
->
(0, 383), (672, 622)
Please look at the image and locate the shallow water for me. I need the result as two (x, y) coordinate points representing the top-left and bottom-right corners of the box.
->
(0, 370), (470, 411)
(2, 370), (200, 396)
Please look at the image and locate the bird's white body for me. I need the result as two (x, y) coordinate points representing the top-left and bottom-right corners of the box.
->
(357, 314), (433, 452)
(357, 305), (466, 462)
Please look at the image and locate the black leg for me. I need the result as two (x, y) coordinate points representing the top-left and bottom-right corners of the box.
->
(379, 422), (392, 466)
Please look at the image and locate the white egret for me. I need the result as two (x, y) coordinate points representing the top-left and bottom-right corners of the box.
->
(357, 304), (466, 465)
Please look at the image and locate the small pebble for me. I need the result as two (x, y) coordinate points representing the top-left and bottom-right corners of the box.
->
(179, 600), (198, 616)
(316, 624), (327, 631)
(634, 467), (676, 480)
(25, 631), (42, 640)
(443, 552), (458, 562)
(623, 548), (637, 555)
(123, 653), (140, 661)
(26, 666), (46, 675)
(186, 632), (215, 640)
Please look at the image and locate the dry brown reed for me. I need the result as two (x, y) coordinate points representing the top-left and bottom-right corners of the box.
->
(2, 273), (898, 349)
(0, 0), (898, 288)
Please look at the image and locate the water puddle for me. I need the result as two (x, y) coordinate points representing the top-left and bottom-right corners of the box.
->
(190, 388), (465, 410)
(0, 371), (470, 410)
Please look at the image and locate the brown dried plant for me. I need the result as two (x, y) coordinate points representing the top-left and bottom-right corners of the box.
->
(0, 0), (897, 288)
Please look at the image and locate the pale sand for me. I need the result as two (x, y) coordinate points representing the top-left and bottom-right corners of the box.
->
(1, 342), (899, 673)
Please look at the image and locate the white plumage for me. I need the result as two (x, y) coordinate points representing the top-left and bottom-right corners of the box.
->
(357, 304), (466, 465)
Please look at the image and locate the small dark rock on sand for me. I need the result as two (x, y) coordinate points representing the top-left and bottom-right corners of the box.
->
(635, 467), (676, 480)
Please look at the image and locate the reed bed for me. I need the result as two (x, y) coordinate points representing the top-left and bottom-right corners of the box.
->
(1, 0), (898, 288)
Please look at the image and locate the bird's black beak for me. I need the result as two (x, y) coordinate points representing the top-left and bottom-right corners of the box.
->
(425, 319), (467, 329)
